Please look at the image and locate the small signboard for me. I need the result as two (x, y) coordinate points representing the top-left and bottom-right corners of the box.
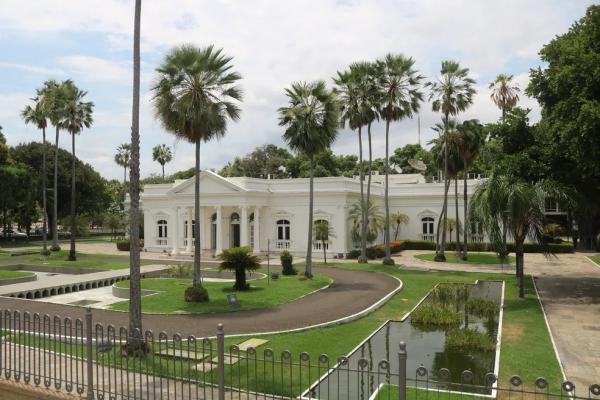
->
(227, 293), (239, 308)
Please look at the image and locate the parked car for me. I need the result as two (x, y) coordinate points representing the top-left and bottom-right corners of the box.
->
(3, 229), (27, 238)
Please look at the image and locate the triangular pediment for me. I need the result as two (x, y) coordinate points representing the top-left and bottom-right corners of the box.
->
(168, 171), (246, 195)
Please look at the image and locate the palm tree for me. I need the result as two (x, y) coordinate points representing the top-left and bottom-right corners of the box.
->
(153, 44), (243, 292)
(313, 220), (336, 264)
(489, 74), (520, 118)
(470, 175), (566, 298)
(349, 199), (384, 246)
(446, 218), (461, 245)
(21, 99), (50, 255)
(456, 119), (483, 260)
(152, 144), (173, 179)
(391, 212), (409, 241)
(426, 61), (476, 262)
(60, 81), (94, 261)
(218, 246), (260, 291)
(128, 0), (144, 353)
(114, 143), (132, 184)
(39, 79), (66, 251)
(333, 62), (377, 263)
(376, 54), (424, 265)
(278, 81), (339, 278)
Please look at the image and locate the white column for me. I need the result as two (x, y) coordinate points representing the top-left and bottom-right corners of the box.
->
(253, 206), (260, 253)
(240, 206), (248, 247)
(215, 206), (223, 255)
(186, 206), (193, 253)
(172, 206), (180, 255)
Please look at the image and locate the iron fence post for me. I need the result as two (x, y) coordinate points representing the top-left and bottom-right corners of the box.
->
(85, 308), (94, 400)
(217, 323), (225, 400)
(398, 342), (407, 400)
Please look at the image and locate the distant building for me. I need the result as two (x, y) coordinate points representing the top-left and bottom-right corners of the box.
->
(140, 170), (488, 257)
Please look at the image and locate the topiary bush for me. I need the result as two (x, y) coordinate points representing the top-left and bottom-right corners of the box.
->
(280, 251), (297, 275)
(184, 286), (209, 302)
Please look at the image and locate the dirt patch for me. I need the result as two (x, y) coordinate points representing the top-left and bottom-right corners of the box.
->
(502, 322), (525, 341)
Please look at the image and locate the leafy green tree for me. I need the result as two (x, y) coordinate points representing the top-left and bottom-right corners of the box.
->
(426, 61), (476, 262)
(220, 144), (292, 178)
(526, 5), (600, 249)
(218, 246), (260, 291)
(152, 144), (173, 179)
(376, 54), (424, 265)
(114, 143), (132, 184)
(390, 143), (435, 179)
(60, 80), (94, 261)
(278, 81), (339, 278)
(153, 44), (243, 292)
(21, 98), (50, 254)
(489, 74), (520, 118)
(313, 220), (336, 264)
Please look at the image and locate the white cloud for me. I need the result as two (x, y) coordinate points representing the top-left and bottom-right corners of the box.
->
(0, 61), (65, 76)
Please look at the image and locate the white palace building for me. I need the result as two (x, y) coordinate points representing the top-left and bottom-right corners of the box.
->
(140, 170), (486, 258)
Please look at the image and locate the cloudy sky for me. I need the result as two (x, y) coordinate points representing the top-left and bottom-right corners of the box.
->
(0, 0), (593, 180)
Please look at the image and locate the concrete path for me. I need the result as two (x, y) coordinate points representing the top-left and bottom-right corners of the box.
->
(0, 266), (399, 338)
(399, 250), (600, 391)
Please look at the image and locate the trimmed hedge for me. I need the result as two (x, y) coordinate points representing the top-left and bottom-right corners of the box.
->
(116, 239), (144, 251)
(346, 240), (574, 258)
(280, 251), (297, 275)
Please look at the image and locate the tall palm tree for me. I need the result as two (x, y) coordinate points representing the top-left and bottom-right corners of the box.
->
(376, 54), (423, 265)
(114, 143), (132, 184)
(333, 62), (376, 263)
(60, 81), (94, 261)
(489, 74), (520, 118)
(470, 175), (566, 298)
(152, 144), (173, 179)
(391, 212), (409, 241)
(426, 61), (476, 262)
(278, 81), (339, 277)
(128, 0), (144, 352)
(153, 44), (243, 292)
(39, 80), (66, 251)
(21, 99), (50, 255)
(457, 119), (483, 260)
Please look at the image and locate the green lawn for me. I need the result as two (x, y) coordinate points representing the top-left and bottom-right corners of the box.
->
(588, 255), (600, 267)
(415, 252), (514, 265)
(0, 249), (152, 271)
(109, 272), (331, 314)
(0, 270), (35, 280)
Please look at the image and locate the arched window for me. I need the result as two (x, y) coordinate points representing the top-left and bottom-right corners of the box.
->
(421, 217), (434, 241)
(157, 219), (168, 246)
(276, 219), (290, 249)
(230, 212), (240, 223)
(313, 219), (329, 251)
(249, 213), (255, 248)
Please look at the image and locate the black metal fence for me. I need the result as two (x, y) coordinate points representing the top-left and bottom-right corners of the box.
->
(1, 308), (599, 400)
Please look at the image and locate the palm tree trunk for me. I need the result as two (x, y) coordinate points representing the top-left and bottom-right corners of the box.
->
(127, 0), (143, 352)
(123, 166), (126, 184)
(383, 118), (393, 265)
(436, 114), (450, 261)
(366, 122), (373, 243)
(193, 140), (202, 287)
(51, 126), (60, 251)
(435, 178), (450, 257)
(394, 222), (399, 241)
(162, 164), (165, 180)
(517, 241), (525, 298)
(68, 133), (77, 261)
(455, 175), (460, 255)
(462, 162), (468, 260)
(41, 128), (49, 255)
(322, 239), (327, 264)
(357, 126), (367, 263)
(305, 158), (314, 278)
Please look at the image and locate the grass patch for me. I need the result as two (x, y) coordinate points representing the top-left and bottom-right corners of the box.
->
(0, 270), (35, 280)
(109, 272), (331, 314)
(415, 252), (514, 265)
(445, 328), (496, 352)
(588, 255), (600, 267)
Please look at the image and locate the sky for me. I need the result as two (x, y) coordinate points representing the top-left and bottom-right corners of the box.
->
(0, 0), (594, 181)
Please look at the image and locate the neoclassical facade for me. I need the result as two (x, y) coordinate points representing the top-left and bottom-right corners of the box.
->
(140, 171), (485, 257)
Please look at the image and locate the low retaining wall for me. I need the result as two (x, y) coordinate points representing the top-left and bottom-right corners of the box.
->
(0, 265), (104, 275)
(0, 274), (37, 286)
(111, 284), (160, 299)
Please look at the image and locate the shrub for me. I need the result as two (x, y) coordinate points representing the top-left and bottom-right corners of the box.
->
(169, 263), (192, 278)
(116, 239), (144, 251)
(445, 328), (496, 352)
(410, 302), (461, 330)
(280, 251), (297, 275)
(184, 286), (209, 302)
(402, 240), (437, 251)
(346, 249), (361, 259)
(219, 246), (261, 291)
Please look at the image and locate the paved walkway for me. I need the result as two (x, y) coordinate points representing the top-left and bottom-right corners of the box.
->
(399, 250), (600, 391)
(0, 266), (399, 338)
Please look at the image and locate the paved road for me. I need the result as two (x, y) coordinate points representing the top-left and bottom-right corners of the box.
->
(0, 266), (399, 338)
(399, 250), (600, 392)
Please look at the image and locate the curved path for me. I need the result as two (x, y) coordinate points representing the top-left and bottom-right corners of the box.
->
(0, 266), (399, 337)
